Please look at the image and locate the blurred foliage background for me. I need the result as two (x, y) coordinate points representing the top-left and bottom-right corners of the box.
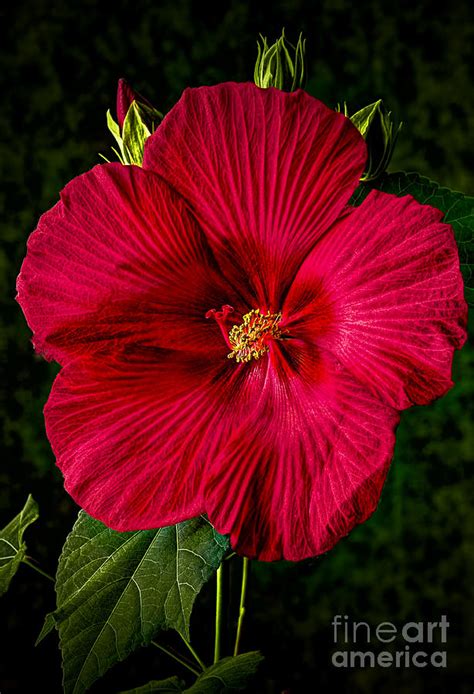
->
(0, 0), (472, 692)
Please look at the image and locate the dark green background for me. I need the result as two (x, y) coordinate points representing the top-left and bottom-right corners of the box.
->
(1, 1), (473, 692)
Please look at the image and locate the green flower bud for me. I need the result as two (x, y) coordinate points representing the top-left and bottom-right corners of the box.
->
(340, 100), (402, 182)
(254, 29), (306, 92)
(105, 80), (162, 166)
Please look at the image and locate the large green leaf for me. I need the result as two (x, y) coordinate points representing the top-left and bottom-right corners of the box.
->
(350, 171), (474, 304)
(46, 512), (229, 694)
(0, 494), (39, 596)
(122, 652), (264, 694)
(185, 652), (264, 693)
(121, 676), (185, 693)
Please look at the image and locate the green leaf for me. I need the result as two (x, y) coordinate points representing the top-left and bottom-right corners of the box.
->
(122, 653), (264, 694)
(121, 676), (185, 693)
(0, 494), (39, 596)
(350, 171), (474, 304)
(51, 512), (229, 694)
(121, 651), (263, 694)
(185, 652), (264, 693)
(35, 610), (56, 645)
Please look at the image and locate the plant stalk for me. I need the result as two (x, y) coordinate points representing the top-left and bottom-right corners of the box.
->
(151, 640), (200, 676)
(214, 564), (224, 663)
(179, 632), (206, 671)
(23, 558), (54, 583)
(233, 557), (249, 656)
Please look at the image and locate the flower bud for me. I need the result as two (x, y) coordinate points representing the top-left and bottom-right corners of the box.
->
(254, 29), (306, 92)
(341, 100), (402, 182)
(106, 79), (162, 166)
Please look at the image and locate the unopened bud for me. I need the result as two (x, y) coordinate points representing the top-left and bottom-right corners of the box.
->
(106, 79), (162, 166)
(340, 100), (402, 181)
(254, 29), (306, 92)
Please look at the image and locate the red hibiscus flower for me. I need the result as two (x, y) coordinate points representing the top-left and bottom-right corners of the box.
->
(16, 83), (467, 561)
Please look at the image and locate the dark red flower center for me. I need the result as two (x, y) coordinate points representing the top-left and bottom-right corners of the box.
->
(206, 305), (283, 362)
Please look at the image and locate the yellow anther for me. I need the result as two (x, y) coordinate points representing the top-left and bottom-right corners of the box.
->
(227, 309), (282, 363)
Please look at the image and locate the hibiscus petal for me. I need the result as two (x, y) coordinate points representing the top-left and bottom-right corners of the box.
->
(204, 344), (400, 561)
(16, 163), (240, 364)
(143, 82), (367, 308)
(284, 191), (467, 409)
(44, 352), (253, 530)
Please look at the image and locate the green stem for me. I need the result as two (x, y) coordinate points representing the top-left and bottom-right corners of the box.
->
(233, 557), (249, 656)
(179, 632), (206, 671)
(22, 558), (54, 583)
(214, 564), (224, 663)
(151, 641), (200, 677)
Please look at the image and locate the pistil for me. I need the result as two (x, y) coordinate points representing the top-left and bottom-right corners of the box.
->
(227, 309), (282, 363)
